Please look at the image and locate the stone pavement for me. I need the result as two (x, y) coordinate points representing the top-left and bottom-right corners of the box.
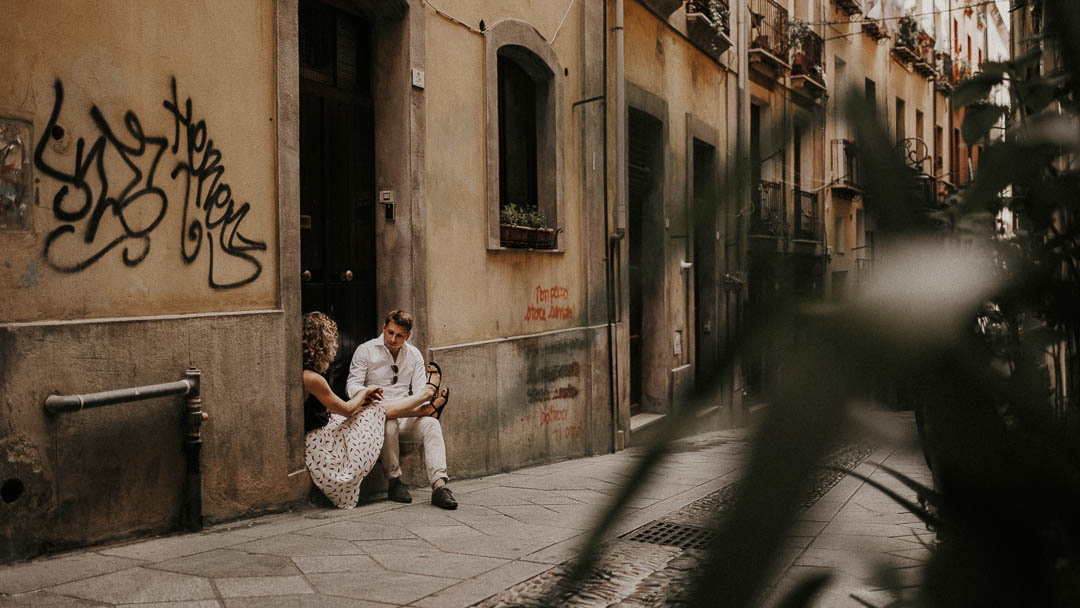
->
(0, 411), (932, 607)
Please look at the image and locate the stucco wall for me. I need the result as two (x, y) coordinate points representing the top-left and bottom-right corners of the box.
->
(0, 1), (278, 322)
(422, 1), (585, 347)
(0, 1), (306, 563)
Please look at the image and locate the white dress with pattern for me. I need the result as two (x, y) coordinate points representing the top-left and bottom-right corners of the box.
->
(304, 406), (386, 508)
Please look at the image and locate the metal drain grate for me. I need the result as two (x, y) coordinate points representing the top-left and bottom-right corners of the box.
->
(623, 520), (718, 550)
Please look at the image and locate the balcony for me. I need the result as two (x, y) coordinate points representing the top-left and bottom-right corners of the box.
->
(640, 0), (684, 18)
(686, 0), (733, 61)
(750, 180), (786, 237)
(748, 0), (790, 71)
(831, 139), (861, 198)
(935, 53), (954, 93)
(861, 18), (888, 41)
(791, 28), (826, 95)
(793, 188), (821, 241)
(833, 0), (863, 17)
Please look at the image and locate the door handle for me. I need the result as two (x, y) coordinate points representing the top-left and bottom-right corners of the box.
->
(340, 270), (354, 282)
(680, 260), (693, 271)
(302, 270), (312, 282)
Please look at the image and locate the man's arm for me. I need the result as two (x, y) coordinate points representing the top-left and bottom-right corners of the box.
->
(408, 346), (428, 398)
(345, 342), (370, 399)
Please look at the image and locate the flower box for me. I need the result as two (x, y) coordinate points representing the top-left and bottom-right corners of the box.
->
(499, 224), (558, 250)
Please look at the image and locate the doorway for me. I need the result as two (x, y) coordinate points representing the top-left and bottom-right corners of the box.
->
(298, 0), (377, 342)
(692, 139), (719, 389)
(628, 108), (664, 416)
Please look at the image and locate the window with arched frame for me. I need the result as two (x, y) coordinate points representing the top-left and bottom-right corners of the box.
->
(484, 20), (564, 251)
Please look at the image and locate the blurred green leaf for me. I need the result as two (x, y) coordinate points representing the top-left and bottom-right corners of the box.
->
(776, 572), (832, 608)
(953, 72), (1003, 108)
(961, 103), (1006, 145)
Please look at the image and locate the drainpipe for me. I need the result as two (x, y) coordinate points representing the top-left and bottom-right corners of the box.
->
(603, 0), (619, 453)
(614, 0), (627, 240)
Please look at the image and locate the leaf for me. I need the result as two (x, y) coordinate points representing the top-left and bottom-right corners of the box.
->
(952, 72), (1003, 108)
(961, 103), (1006, 145)
(828, 466), (941, 529)
(1023, 78), (1059, 115)
(776, 572), (832, 608)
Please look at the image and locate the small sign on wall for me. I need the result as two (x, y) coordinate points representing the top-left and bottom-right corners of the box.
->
(0, 118), (33, 232)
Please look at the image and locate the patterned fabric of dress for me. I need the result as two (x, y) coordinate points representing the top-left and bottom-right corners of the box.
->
(304, 406), (386, 508)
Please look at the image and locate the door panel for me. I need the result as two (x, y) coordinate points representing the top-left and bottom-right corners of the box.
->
(299, 1), (376, 344)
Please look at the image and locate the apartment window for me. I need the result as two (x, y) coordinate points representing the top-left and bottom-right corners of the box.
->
(484, 20), (564, 250)
(916, 110), (924, 143)
(935, 125), (943, 176)
(895, 97), (905, 142)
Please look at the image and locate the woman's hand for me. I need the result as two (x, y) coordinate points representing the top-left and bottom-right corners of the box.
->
(345, 385), (382, 416)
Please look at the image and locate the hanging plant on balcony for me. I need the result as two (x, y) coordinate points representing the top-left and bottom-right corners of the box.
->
(896, 14), (919, 51)
(786, 17), (814, 56)
(686, 0), (732, 59)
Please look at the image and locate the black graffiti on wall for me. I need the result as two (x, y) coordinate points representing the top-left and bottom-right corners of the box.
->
(33, 78), (266, 289)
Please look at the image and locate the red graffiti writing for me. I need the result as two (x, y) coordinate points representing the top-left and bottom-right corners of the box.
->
(539, 406), (569, 426)
(535, 284), (570, 303)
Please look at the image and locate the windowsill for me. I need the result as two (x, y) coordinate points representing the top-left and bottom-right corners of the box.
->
(489, 246), (566, 254)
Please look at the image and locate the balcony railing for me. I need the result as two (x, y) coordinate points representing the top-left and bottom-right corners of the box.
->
(749, 0), (789, 65)
(793, 189), (821, 240)
(751, 180), (785, 236)
(791, 29), (826, 91)
(833, 0), (863, 17)
(935, 53), (954, 92)
(831, 139), (861, 196)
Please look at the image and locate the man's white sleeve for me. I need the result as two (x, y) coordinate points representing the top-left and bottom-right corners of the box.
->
(345, 344), (369, 399)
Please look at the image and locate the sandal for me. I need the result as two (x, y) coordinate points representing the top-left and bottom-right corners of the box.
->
(430, 387), (451, 420)
(424, 362), (442, 393)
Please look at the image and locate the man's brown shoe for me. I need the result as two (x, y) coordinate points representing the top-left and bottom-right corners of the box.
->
(387, 478), (412, 503)
(431, 486), (458, 510)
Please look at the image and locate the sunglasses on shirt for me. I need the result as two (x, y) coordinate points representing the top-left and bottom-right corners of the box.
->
(391, 365), (398, 384)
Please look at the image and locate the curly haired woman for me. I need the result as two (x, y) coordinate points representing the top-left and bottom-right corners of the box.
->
(302, 311), (444, 508)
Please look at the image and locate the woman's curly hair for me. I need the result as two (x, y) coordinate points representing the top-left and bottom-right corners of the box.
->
(302, 311), (339, 373)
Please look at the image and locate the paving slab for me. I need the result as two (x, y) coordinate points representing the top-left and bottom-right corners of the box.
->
(229, 534), (363, 558)
(369, 551), (507, 580)
(223, 594), (385, 607)
(298, 520), (415, 541)
(291, 554), (382, 575)
(213, 575), (314, 598)
(0, 591), (110, 607)
(411, 560), (554, 608)
(0, 553), (142, 595)
(150, 549), (298, 578)
(307, 570), (457, 604)
(98, 532), (250, 564)
(47, 568), (215, 604)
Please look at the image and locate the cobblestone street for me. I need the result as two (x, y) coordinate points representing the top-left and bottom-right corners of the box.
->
(0, 411), (932, 607)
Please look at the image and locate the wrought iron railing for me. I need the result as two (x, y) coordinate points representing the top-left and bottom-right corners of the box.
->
(749, 0), (789, 60)
(793, 189), (820, 240)
(832, 139), (861, 189)
(751, 180), (785, 235)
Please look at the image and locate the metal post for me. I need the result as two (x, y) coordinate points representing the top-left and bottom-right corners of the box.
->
(181, 367), (205, 531)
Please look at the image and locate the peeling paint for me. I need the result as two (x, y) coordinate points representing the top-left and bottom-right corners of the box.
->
(20, 260), (38, 287)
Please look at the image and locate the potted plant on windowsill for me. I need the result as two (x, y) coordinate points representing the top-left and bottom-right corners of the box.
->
(499, 204), (560, 250)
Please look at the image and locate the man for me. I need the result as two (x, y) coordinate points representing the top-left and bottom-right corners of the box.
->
(345, 310), (457, 509)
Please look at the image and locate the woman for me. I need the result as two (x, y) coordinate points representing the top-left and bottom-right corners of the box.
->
(302, 311), (446, 508)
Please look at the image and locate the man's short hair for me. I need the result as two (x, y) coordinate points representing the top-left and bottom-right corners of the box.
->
(384, 309), (414, 332)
